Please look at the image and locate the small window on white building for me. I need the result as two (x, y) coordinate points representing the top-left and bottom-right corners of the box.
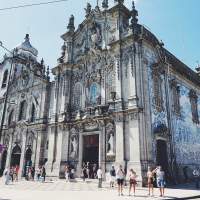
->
(18, 100), (27, 121)
(30, 103), (36, 122)
(1, 69), (8, 88)
(8, 110), (14, 126)
(73, 82), (83, 109)
(189, 89), (199, 124)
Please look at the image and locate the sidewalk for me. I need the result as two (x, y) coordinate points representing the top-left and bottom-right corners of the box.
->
(0, 178), (199, 200)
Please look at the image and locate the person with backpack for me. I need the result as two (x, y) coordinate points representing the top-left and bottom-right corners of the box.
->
(109, 165), (116, 188)
(116, 165), (125, 196)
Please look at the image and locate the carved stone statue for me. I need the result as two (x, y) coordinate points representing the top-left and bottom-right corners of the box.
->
(70, 135), (78, 158)
(107, 133), (114, 155)
(85, 3), (92, 17)
(90, 22), (102, 50)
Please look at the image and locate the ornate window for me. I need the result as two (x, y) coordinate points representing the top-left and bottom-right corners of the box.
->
(18, 100), (27, 121)
(106, 72), (114, 101)
(189, 89), (199, 124)
(73, 82), (82, 109)
(30, 103), (36, 122)
(90, 82), (100, 104)
(8, 110), (14, 126)
(1, 69), (8, 88)
(171, 80), (181, 115)
(152, 66), (163, 111)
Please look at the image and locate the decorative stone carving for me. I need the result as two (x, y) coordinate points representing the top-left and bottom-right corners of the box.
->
(83, 120), (99, 132)
(106, 123), (115, 157)
(70, 134), (78, 159)
(90, 22), (102, 50)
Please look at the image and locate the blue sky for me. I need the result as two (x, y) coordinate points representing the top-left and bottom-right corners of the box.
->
(0, 0), (200, 71)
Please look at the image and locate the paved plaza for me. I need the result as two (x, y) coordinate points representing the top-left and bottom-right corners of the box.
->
(0, 178), (199, 200)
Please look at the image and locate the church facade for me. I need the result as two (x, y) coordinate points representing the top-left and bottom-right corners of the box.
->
(0, 0), (200, 184)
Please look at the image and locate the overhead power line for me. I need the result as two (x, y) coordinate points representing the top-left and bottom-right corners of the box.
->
(0, 0), (69, 11)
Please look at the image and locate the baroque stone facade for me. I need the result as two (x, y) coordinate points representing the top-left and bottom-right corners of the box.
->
(0, 1), (200, 184)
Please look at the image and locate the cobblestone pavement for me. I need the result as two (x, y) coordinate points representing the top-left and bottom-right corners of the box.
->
(0, 178), (199, 200)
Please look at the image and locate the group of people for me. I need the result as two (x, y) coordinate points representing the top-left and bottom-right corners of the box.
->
(108, 165), (166, 197)
(3, 165), (19, 185)
(3, 165), (46, 185)
(81, 162), (98, 181)
(65, 165), (75, 182)
(25, 165), (46, 182)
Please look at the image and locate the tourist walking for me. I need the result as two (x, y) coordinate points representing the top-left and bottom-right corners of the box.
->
(147, 166), (154, 196)
(71, 167), (75, 179)
(97, 167), (103, 188)
(9, 167), (14, 182)
(86, 162), (90, 179)
(28, 167), (32, 181)
(116, 165), (125, 196)
(129, 169), (137, 196)
(193, 167), (200, 189)
(109, 165), (116, 188)
(41, 166), (46, 182)
(36, 166), (41, 181)
(183, 166), (189, 182)
(15, 165), (19, 181)
(81, 165), (87, 181)
(3, 168), (10, 185)
(155, 166), (166, 197)
(65, 165), (70, 182)
(31, 167), (35, 181)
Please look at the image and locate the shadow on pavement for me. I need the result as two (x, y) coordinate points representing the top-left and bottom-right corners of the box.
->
(166, 196), (200, 200)
(168, 182), (200, 191)
(0, 198), (11, 200)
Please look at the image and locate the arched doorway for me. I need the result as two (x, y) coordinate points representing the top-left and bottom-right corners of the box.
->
(25, 148), (32, 166)
(156, 139), (169, 172)
(0, 150), (7, 176)
(24, 148), (32, 177)
(10, 145), (21, 167)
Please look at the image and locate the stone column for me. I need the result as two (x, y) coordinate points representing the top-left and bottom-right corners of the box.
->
(115, 117), (124, 165)
(5, 134), (12, 168)
(99, 125), (105, 178)
(46, 125), (63, 177)
(128, 55), (137, 108)
(115, 57), (122, 102)
(59, 126), (70, 178)
(34, 131), (42, 168)
(52, 125), (63, 177)
(127, 112), (142, 184)
(61, 126), (70, 160)
(46, 126), (54, 174)
(77, 133), (83, 176)
(18, 129), (27, 178)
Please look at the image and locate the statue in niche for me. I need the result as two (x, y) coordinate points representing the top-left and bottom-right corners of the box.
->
(70, 135), (78, 158)
(90, 22), (102, 50)
(107, 132), (114, 155)
(106, 123), (115, 156)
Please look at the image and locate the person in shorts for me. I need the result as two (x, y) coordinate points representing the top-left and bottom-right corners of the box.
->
(147, 166), (154, 196)
(129, 169), (137, 196)
(116, 165), (125, 196)
(155, 166), (165, 197)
